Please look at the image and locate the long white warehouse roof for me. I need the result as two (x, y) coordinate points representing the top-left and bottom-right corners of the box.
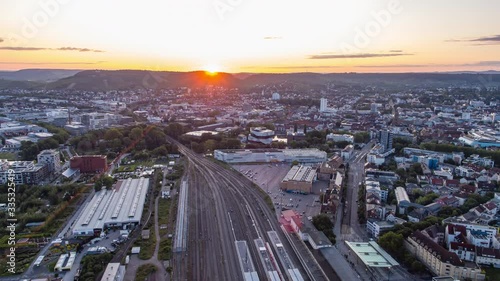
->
(73, 177), (149, 234)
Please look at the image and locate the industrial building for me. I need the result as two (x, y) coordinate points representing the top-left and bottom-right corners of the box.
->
(70, 155), (108, 173)
(279, 165), (316, 194)
(72, 177), (149, 236)
(214, 148), (327, 164)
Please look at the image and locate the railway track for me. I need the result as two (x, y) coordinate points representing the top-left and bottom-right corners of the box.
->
(166, 136), (328, 281)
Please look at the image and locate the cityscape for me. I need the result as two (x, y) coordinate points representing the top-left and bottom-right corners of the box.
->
(1, 1), (500, 281)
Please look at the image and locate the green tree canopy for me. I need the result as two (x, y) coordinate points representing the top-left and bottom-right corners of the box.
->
(312, 214), (333, 232)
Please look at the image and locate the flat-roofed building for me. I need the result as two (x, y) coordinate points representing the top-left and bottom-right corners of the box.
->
(279, 165), (316, 194)
(101, 262), (125, 281)
(248, 127), (275, 145)
(72, 177), (149, 236)
(214, 148), (326, 164)
(70, 155), (107, 174)
(345, 241), (399, 268)
(0, 160), (48, 185)
(37, 149), (62, 173)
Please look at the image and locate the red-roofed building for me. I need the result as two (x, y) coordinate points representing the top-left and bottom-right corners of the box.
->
(279, 210), (302, 233)
(450, 241), (476, 261)
(431, 178), (444, 186)
(483, 202), (498, 214)
(436, 195), (461, 207)
(407, 230), (484, 280)
(445, 179), (460, 188)
(446, 224), (467, 246)
(460, 185), (478, 194)
(476, 247), (500, 268)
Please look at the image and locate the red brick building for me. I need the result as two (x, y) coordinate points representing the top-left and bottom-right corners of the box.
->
(70, 155), (107, 173)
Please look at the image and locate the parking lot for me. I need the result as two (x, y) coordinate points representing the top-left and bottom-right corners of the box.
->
(233, 164), (322, 218)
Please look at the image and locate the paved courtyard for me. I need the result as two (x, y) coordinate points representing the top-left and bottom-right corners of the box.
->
(233, 164), (322, 218)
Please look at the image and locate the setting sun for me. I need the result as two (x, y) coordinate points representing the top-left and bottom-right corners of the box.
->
(203, 64), (220, 75)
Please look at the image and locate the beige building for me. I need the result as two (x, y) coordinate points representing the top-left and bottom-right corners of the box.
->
(406, 231), (485, 281)
(280, 165), (316, 194)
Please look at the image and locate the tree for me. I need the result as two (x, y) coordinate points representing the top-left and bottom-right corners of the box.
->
(411, 260), (426, 273)
(101, 176), (115, 189)
(353, 132), (370, 143)
(378, 231), (404, 257)
(415, 193), (439, 205)
(20, 141), (40, 161)
(38, 138), (59, 150)
(203, 139), (218, 152)
(145, 128), (167, 150)
(165, 123), (186, 138)
(152, 145), (168, 157)
(104, 128), (123, 141)
(291, 160), (299, 167)
(312, 214), (333, 232)
(130, 127), (144, 141)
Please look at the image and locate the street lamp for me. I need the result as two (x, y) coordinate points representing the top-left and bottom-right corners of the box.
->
(387, 266), (392, 281)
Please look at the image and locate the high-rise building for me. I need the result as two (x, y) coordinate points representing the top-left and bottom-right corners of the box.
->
(272, 92), (281, 100)
(320, 98), (327, 112)
(370, 103), (379, 113)
(37, 149), (62, 173)
(378, 130), (393, 152)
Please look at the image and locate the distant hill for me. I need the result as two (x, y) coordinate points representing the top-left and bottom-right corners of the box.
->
(0, 69), (81, 82)
(45, 70), (241, 90)
(0, 79), (43, 89)
(1, 69), (499, 90)
(242, 72), (500, 88)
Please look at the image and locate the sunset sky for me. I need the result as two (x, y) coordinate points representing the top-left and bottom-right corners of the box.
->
(1, 0), (499, 73)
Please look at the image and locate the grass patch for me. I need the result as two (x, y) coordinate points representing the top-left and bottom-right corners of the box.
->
(47, 260), (57, 273)
(158, 198), (171, 237)
(0, 152), (16, 160)
(158, 238), (173, 260)
(484, 267), (500, 281)
(135, 264), (157, 281)
(134, 228), (156, 260)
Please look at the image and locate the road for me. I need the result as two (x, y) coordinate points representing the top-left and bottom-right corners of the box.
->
(341, 141), (373, 242)
(167, 136), (328, 281)
(336, 141), (418, 281)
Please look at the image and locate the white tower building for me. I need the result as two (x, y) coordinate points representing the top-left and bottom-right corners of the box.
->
(320, 98), (327, 112)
